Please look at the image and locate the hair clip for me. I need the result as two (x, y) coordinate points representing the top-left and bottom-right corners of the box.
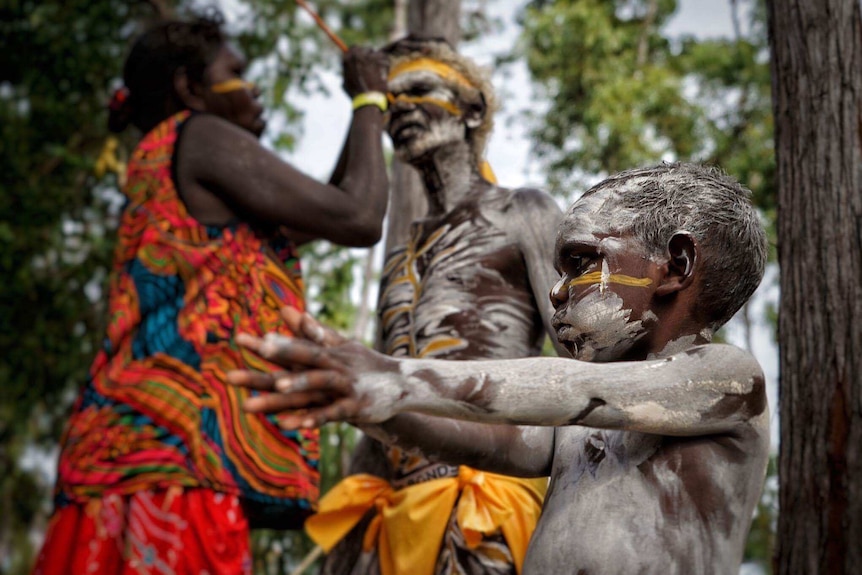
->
(109, 87), (130, 111)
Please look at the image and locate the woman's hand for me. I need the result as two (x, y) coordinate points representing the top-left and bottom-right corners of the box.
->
(342, 46), (389, 97)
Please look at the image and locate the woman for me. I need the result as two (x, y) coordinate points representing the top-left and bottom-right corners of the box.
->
(32, 11), (389, 574)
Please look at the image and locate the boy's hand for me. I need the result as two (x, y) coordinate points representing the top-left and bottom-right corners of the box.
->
(227, 307), (399, 428)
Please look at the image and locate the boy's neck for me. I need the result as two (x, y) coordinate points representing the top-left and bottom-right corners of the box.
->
(647, 328), (714, 360)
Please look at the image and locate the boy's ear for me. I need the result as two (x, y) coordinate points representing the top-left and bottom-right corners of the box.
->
(462, 92), (486, 130)
(173, 67), (206, 110)
(655, 231), (699, 297)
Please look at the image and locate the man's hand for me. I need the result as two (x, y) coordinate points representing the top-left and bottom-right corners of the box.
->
(227, 307), (400, 428)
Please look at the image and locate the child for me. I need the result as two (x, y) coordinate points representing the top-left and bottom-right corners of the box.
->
(33, 10), (389, 575)
(231, 162), (770, 575)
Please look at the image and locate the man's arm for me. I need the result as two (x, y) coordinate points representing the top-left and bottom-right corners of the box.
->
(508, 188), (567, 356)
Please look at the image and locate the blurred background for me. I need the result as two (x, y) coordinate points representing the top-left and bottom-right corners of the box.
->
(0, 0), (777, 573)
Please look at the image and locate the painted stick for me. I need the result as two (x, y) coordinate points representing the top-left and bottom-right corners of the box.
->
(295, 0), (348, 52)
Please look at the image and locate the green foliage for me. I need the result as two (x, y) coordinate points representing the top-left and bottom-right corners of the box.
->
(519, 0), (775, 239)
(744, 454), (777, 573)
(0, 0), (391, 571)
(300, 242), (361, 331)
(518, 0), (778, 566)
(0, 1), (159, 570)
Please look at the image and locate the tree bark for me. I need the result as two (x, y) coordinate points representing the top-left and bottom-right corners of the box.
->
(768, 1), (862, 573)
(382, 0), (461, 259)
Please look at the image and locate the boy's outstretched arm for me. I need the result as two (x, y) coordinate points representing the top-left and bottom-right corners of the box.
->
(229, 309), (767, 438)
(230, 308), (554, 477)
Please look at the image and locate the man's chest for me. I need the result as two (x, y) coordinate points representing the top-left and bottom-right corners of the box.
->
(378, 218), (539, 359)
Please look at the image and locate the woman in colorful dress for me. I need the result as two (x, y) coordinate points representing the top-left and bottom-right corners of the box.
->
(32, 11), (389, 575)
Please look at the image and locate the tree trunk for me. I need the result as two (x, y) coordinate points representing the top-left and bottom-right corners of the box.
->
(767, 1), (862, 573)
(382, 0), (461, 259)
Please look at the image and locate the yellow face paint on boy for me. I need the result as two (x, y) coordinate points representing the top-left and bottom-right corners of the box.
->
(567, 271), (653, 288)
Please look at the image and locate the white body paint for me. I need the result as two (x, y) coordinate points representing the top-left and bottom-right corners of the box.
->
(348, 344), (770, 574)
(379, 188), (546, 361)
(555, 289), (648, 362)
(376, 185), (559, 484)
(327, 167), (771, 574)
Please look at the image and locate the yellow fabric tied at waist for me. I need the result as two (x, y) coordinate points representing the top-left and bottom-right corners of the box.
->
(305, 467), (547, 575)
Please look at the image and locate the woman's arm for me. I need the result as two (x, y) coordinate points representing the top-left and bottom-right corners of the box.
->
(179, 47), (389, 246)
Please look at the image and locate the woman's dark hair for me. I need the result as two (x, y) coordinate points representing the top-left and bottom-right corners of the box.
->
(108, 10), (226, 133)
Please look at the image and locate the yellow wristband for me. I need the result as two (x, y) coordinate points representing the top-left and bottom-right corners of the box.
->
(352, 91), (388, 112)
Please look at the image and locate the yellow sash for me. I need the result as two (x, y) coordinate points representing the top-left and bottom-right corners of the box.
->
(305, 467), (546, 575)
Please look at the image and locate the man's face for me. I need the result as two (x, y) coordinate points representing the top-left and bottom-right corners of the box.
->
(386, 60), (469, 163)
(550, 189), (662, 362)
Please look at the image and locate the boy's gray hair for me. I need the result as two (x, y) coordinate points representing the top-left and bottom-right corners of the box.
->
(583, 162), (768, 329)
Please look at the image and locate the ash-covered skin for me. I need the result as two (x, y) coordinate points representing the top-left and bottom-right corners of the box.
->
(340, 339), (769, 575)
(308, 43), (567, 575)
(364, 49), (565, 490)
(236, 163), (770, 574)
(379, 191), (550, 361)
(550, 192), (661, 362)
(342, 181), (768, 573)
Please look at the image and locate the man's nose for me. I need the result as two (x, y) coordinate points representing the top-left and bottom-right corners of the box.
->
(388, 93), (416, 110)
(549, 277), (569, 307)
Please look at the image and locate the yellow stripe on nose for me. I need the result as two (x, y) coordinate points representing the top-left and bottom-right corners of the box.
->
(210, 79), (256, 93)
(387, 93), (462, 116)
(567, 271), (652, 288)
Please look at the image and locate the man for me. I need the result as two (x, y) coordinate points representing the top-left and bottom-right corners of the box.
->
(231, 162), (771, 575)
(306, 36), (566, 575)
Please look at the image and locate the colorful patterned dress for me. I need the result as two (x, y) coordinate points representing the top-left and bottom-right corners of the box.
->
(33, 111), (318, 575)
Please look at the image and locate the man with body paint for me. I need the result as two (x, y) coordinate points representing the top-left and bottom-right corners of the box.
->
(302, 36), (565, 575)
(230, 162), (771, 575)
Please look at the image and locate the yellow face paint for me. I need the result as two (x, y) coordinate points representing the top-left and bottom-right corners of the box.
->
(210, 78), (256, 94)
(386, 93), (462, 116)
(567, 271), (653, 288)
(478, 160), (497, 184)
(387, 58), (476, 91)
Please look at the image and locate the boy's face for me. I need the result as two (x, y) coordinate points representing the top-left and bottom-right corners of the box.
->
(550, 189), (663, 362)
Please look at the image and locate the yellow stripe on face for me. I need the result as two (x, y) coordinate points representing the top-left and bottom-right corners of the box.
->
(388, 58), (475, 91)
(567, 271), (653, 288)
(386, 93), (462, 116)
(210, 79), (255, 93)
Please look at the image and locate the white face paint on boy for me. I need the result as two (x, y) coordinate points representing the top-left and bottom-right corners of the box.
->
(550, 190), (664, 362)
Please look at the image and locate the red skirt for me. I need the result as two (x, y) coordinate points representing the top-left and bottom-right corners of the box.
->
(32, 488), (252, 575)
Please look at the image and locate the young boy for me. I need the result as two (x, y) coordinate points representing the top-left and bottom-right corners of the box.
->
(230, 162), (770, 574)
